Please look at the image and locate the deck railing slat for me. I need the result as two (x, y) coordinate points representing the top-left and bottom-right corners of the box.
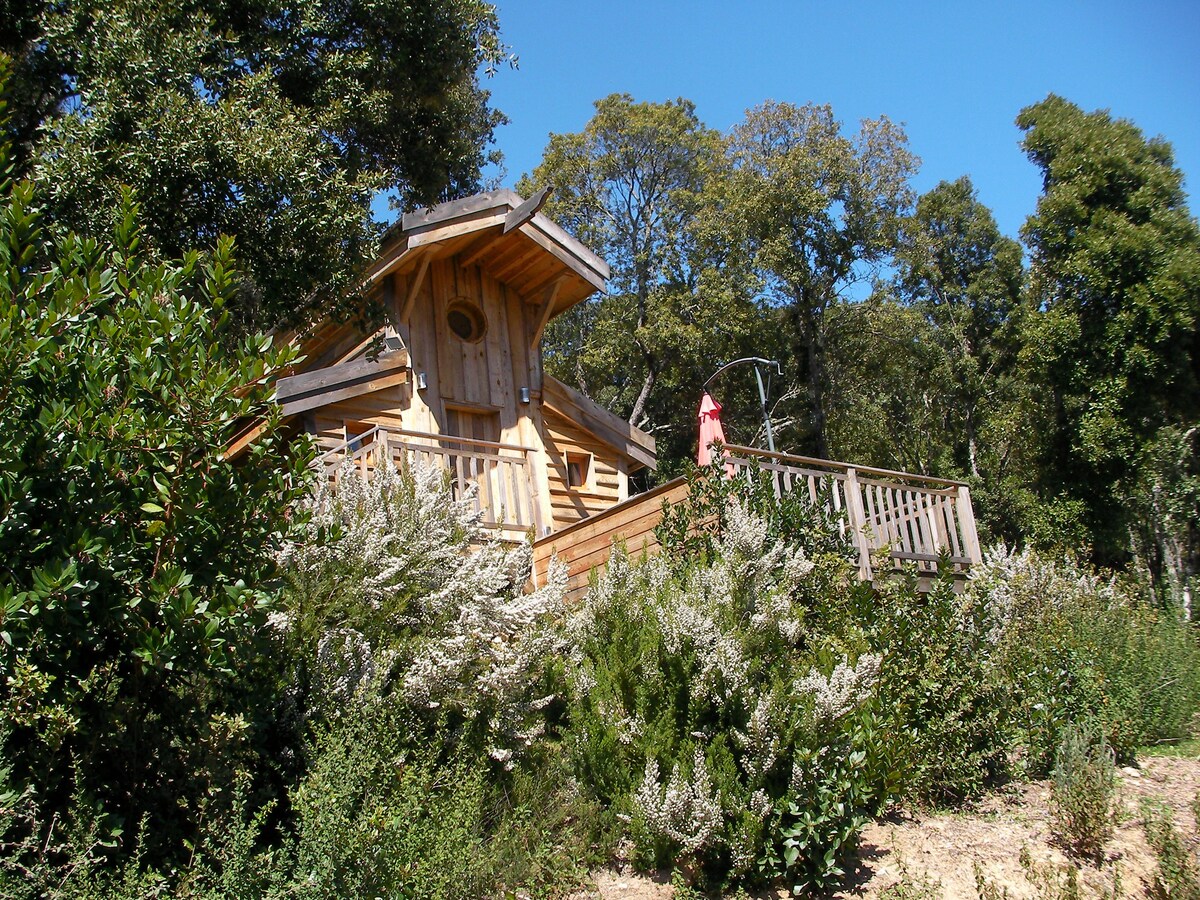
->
(722, 445), (982, 578)
(316, 428), (536, 535)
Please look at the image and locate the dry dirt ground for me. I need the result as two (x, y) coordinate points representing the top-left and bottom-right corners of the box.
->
(569, 755), (1200, 899)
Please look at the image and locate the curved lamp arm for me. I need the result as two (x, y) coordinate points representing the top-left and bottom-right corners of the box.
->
(703, 357), (782, 453)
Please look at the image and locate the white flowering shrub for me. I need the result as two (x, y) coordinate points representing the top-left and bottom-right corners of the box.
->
(277, 460), (567, 760)
(968, 544), (1200, 774)
(563, 486), (897, 893)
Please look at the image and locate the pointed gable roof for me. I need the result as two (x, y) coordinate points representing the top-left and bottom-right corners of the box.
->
(369, 188), (610, 321)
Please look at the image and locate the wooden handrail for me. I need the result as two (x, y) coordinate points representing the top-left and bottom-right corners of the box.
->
(721, 443), (982, 576)
(319, 424), (383, 461)
(316, 426), (538, 535)
(382, 427), (533, 454)
(721, 444), (969, 489)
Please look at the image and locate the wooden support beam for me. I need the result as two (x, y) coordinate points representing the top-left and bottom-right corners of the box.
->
(333, 328), (388, 366)
(504, 185), (552, 234)
(275, 350), (409, 417)
(400, 250), (431, 322)
(530, 277), (564, 350)
(365, 245), (419, 286)
(223, 421), (271, 461)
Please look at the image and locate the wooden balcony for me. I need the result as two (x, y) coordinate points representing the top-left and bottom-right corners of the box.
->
(317, 425), (540, 538)
(722, 445), (982, 580)
(534, 446), (982, 599)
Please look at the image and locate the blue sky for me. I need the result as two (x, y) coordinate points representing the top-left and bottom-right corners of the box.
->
(478, 0), (1200, 241)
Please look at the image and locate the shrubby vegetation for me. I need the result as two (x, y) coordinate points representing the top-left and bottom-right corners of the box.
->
(554, 468), (1200, 893)
(1, 22), (1198, 896)
(0, 141), (310, 865)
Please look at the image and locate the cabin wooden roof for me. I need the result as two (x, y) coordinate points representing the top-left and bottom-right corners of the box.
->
(543, 376), (656, 470)
(371, 187), (610, 320)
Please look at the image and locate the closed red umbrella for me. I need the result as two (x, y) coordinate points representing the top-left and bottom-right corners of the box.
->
(698, 391), (734, 475)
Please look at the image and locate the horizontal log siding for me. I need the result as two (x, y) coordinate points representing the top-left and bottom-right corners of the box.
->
(542, 407), (625, 533)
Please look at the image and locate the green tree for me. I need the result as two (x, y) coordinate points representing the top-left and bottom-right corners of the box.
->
(519, 95), (761, 467)
(1, 0), (508, 329)
(823, 296), (953, 475)
(893, 177), (1024, 479)
(1017, 95), (1200, 564)
(721, 102), (919, 458)
(0, 144), (310, 856)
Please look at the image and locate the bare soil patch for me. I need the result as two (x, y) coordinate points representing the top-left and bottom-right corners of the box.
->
(570, 755), (1200, 899)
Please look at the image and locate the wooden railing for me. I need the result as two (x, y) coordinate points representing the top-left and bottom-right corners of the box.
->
(318, 426), (540, 537)
(723, 444), (982, 580)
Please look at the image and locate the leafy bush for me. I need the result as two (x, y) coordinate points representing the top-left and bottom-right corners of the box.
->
(1048, 728), (1116, 862)
(859, 569), (1008, 804)
(0, 136), (310, 863)
(564, 483), (899, 893)
(263, 460), (584, 897)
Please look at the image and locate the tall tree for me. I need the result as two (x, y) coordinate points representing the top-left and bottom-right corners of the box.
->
(1017, 95), (1200, 565)
(1, 0), (508, 328)
(893, 177), (1024, 479)
(823, 296), (953, 475)
(720, 102), (918, 458)
(520, 94), (759, 466)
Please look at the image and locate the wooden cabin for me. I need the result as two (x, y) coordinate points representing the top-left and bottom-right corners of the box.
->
(234, 189), (656, 541)
(227, 187), (982, 598)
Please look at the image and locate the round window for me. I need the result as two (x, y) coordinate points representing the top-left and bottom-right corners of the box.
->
(446, 300), (486, 343)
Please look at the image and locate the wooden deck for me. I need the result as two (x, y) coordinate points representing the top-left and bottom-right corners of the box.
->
(533, 446), (982, 600)
(318, 434), (982, 601)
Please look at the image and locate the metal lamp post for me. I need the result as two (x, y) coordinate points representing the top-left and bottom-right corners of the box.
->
(703, 357), (783, 453)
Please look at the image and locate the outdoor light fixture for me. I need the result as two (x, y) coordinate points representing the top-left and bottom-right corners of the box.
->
(519, 386), (531, 404)
(416, 371), (428, 391)
(703, 357), (783, 454)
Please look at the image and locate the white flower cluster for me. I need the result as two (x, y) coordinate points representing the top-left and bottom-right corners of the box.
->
(280, 459), (567, 758)
(718, 500), (813, 643)
(403, 541), (568, 755)
(634, 749), (723, 855)
(314, 627), (379, 706)
(794, 653), (881, 722)
(279, 461), (479, 615)
(734, 692), (784, 778)
(652, 567), (747, 702)
(970, 544), (1125, 644)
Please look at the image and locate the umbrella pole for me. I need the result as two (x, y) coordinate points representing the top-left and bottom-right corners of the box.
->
(753, 363), (776, 454)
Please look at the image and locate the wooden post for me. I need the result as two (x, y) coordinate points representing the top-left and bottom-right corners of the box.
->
(844, 468), (874, 582)
(525, 448), (544, 538)
(957, 484), (983, 565)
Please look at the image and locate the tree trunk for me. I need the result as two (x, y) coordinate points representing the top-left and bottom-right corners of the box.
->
(793, 292), (830, 459)
(628, 345), (657, 429)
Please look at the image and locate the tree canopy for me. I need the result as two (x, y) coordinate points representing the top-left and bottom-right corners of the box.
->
(1017, 94), (1200, 563)
(1, 0), (508, 329)
(721, 102), (919, 458)
(519, 94), (760, 465)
